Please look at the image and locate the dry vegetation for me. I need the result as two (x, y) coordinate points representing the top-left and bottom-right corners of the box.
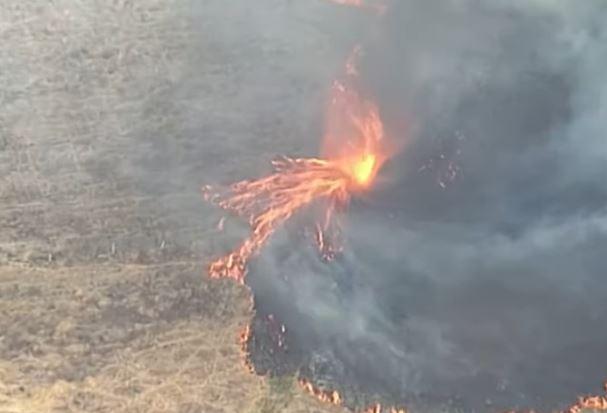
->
(0, 264), (345, 413)
(0, 0), (341, 412)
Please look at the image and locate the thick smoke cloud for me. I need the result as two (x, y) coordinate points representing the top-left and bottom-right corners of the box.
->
(245, 0), (607, 411)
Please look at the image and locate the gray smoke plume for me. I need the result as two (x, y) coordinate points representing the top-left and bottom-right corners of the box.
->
(243, 1), (607, 411)
(129, 0), (607, 411)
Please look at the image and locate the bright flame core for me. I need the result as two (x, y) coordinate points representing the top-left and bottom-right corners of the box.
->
(323, 73), (387, 192)
(202, 47), (390, 283)
(352, 153), (376, 187)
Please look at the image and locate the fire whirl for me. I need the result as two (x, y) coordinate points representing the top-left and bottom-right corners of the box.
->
(203, 52), (388, 284)
(202, 1), (408, 413)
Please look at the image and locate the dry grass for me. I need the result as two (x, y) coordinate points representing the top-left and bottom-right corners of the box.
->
(0, 263), (343, 413)
(0, 0), (343, 412)
(0, 0), (189, 265)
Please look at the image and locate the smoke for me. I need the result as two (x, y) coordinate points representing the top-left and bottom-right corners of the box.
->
(241, 0), (607, 411)
(124, 0), (607, 410)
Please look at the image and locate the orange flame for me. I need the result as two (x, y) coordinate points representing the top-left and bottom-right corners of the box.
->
(566, 382), (607, 413)
(238, 324), (255, 374)
(323, 79), (387, 191)
(299, 375), (607, 413)
(299, 378), (343, 406)
(203, 43), (391, 283)
(298, 378), (407, 413)
(202, 157), (351, 283)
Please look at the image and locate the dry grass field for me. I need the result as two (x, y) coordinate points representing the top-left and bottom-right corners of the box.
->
(0, 0), (342, 412)
(0, 263), (345, 413)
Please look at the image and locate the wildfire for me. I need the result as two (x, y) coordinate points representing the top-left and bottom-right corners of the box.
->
(202, 0), (607, 413)
(203, 45), (388, 284)
(565, 382), (607, 413)
(202, 2), (607, 413)
(299, 378), (343, 406)
(238, 324), (255, 374)
(298, 377), (407, 413)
